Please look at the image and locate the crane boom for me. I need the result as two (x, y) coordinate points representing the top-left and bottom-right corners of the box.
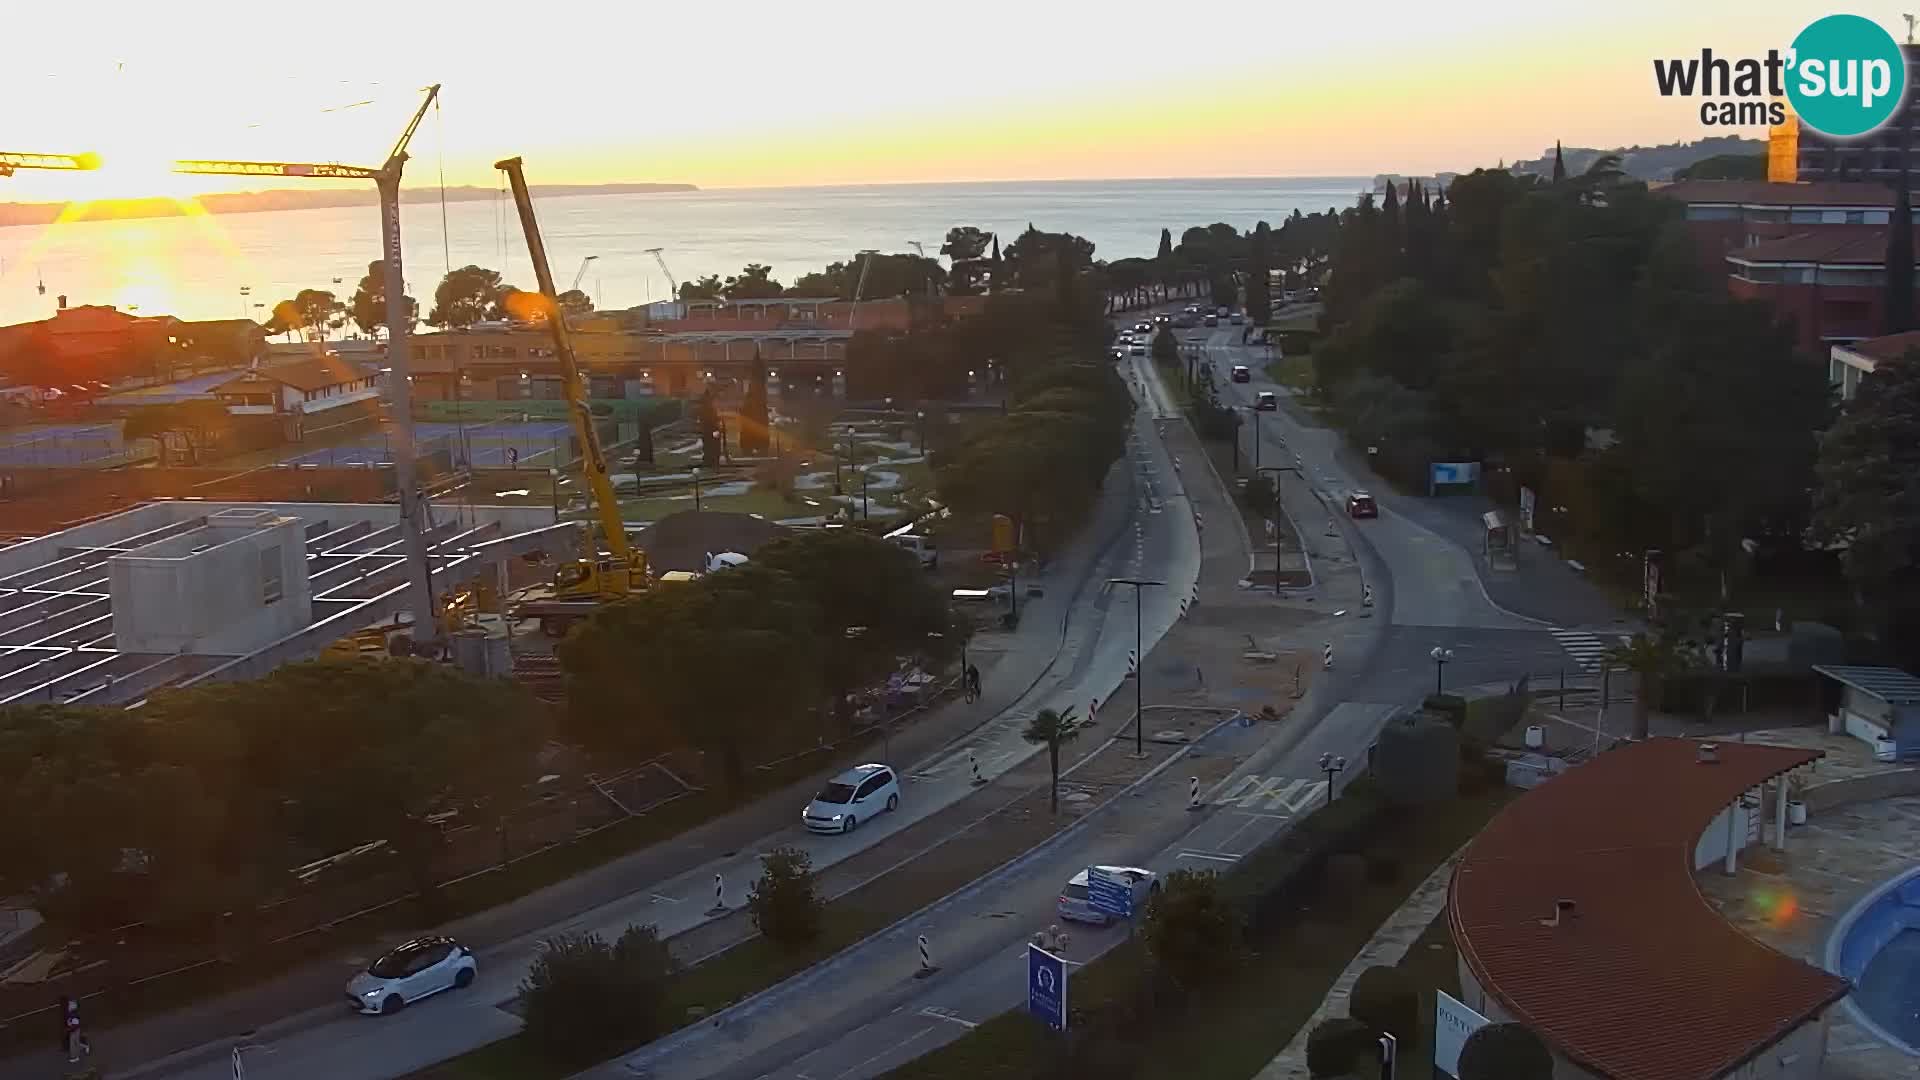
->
(0, 152), (101, 178)
(571, 255), (598, 293)
(645, 247), (677, 302)
(174, 160), (378, 179)
(496, 156), (641, 590)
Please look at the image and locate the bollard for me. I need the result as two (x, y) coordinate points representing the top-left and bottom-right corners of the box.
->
(1087, 698), (1099, 725)
(916, 934), (939, 977)
(706, 873), (727, 915)
(969, 749), (985, 786)
(1294, 664), (1304, 697)
(1362, 583), (1374, 608)
(1188, 775), (1201, 810)
(1323, 642), (1333, 670)
(1127, 650), (1137, 674)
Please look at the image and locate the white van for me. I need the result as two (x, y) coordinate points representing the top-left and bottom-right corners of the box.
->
(892, 533), (939, 570)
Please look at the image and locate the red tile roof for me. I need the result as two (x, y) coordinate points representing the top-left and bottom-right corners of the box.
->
(1449, 738), (1846, 1080)
(1655, 179), (1896, 208)
(1729, 230), (1897, 265)
(211, 356), (371, 395)
(1840, 330), (1920, 362)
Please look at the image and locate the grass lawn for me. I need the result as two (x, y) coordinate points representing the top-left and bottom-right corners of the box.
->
(616, 486), (823, 522)
(884, 788), (1510, 1079)
(1267, 354), (1315, 393)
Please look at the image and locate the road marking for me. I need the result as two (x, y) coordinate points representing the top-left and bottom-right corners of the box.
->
(1178, 850), (1241, 863)
(831, 1026), (935, 1079)
(649, 893), (681, 904)
(1550, 628), (1623, 672)
(919, 1007), (978, 1029)
(1213, 776), (1327, 813)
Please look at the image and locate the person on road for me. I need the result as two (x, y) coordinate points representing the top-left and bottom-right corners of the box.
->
(60, 995), (83, 1063)
(965, 664), (981, 702)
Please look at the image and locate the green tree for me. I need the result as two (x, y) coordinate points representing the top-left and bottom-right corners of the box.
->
(1210, 273), (1239, 310)
(679, 274), (725, 302)
(1349, 965), (1419, 1046)
(1022, 706), (1082, 814)
(556, 288), (594, 317)
(1672, 152), (1767, 180)
(122, 399), (233, 464)
(1306, 1017), (1377, 1079)
(428, 265), (507, 328)
(519, 925), (679, 1065)
(740, 348), (771, 456)
(725, 263), (785, 300)
(1247, 221), (1273, 325)
(1459, 1023), (1555, 1080)
(1886, 185), (1914, 335)
(1815, 353), (1920, 653)
(1604, 628), (1702, 740)
(1151, 325), (1178, 368)
(348, 260), (419, 338)
(748, 845), (823, 947)
(695, 390), (721, 467)
(1143, 869), (1237, 989)
(265, 288), (346, 340)
(555, 565), (822, 791)
(943, 226), (992, 294)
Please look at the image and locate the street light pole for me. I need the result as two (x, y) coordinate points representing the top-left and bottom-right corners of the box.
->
(1318, 752), (1347, 808)
(693, 467), (703, 513)
(861, 464), (870, 520)
(1108, 578), (1165, 757)
(1256, 464), (1302, 595)
(1430, 646), (1455, 694)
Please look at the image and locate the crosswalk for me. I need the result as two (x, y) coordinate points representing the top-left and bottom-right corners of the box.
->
(1550, 628), (1621, 672)
(1212, 775), (1328, 814)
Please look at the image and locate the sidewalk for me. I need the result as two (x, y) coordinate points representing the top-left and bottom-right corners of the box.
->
(5, 463), (1145, 1080)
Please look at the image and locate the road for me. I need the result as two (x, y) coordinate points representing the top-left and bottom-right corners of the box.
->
(693, 304), (1605, 1080)
(120, 347), (1200, 1080)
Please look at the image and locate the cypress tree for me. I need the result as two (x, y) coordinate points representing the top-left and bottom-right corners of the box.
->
(1885, 182), (1915, 334)
(1552, 141), (1568, 183)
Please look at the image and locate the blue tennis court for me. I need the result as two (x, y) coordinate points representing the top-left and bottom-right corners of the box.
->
(276, 420), (580, 469)
(0, 423), (128, 467)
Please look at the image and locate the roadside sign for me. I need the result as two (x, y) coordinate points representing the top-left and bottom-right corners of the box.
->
(1434, 990), (1489, 1078)
(1027, 944), (1068, 1031)
(1085, 866), (1133, 919)
(232, 1046), (246, 1080)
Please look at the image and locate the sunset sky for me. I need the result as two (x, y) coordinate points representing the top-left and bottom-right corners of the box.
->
(0, 2), (1882, 201)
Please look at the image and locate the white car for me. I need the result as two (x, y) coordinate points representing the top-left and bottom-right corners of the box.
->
(803, 763), (901, 833)
(346, 936), (477, 1015)
(1057, 866), (1160, 926)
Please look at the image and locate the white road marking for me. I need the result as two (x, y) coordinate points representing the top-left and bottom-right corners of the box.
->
(918, 1007), (978, 1029)
(1178, 850), (1241, 863)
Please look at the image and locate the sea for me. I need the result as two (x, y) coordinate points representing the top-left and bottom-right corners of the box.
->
(0, 177), (1366, 328)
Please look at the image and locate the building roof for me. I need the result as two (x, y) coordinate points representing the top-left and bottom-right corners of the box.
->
(1835, 330), (1920, 363)
(1728, 230), (1896, 266)
(1813, 664), (1920, 704)
(1656, 179), (1896, 208)
(1450, 737), (1847, 1080)
(211, 356), (370, 395)
(686, 297), (841, 308)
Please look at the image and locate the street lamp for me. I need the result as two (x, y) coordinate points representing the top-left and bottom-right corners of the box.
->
(1256, 465), (1302, 595)
(712, 426), (726, 465)
(692, 466), (703, 513)
(916, 409), (926, 453)
(1317, 752), (1347, 808)
(1108, 578), (1166, 757)
(1430, 646), (1455, 694)
(548, 467), (561, 523)
(859, 463), (870, 520)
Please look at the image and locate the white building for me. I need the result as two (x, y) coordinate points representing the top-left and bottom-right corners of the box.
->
(1828, 329), (1920, 401)
(211, 356), (379, 416)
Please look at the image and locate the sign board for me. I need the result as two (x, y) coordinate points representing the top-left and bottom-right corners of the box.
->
(1429, 462), (1480, 493)
(992, 513), (1015, 555)
(1434, 990), (1490, 1078)
(1517, 486), (1536, 534)
(1085, 867), (1133, 919)
(1027, 944), (1068, 1031)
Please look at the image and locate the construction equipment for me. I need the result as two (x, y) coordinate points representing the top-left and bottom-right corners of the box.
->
(645, 247), (677, 303)
(496, 156), (646, 637)
(0, 152), (100, 178)
(570, 255), (598, 294)
(176, 86), (443, 644)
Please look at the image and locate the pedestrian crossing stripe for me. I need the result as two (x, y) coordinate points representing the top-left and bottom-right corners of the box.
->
(1550, 628), (1623, 672)
(1214, 775), (1327, 813)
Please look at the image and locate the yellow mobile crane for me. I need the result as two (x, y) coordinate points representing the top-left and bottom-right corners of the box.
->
(496, 157), (647, 636)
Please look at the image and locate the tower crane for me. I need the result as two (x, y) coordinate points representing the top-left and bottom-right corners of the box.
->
(496, 157), (646, 636)
(570, 255), (598, 293)
(0, 152), (100, 178)
(174, 85), (442, 643)
(644, 247), (677, 303)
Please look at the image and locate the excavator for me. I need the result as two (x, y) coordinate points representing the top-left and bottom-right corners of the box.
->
(495, 157), (649, 636)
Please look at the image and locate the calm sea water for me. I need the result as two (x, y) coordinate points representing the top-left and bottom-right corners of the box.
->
(0, 177), (1365, 327)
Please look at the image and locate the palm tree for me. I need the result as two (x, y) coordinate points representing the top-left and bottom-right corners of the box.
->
(1022, 706), (1082, 814)
(1604, 628), (1702, 741)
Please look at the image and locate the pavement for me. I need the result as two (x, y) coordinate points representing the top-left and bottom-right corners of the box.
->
(81, 346), (1198, 1080)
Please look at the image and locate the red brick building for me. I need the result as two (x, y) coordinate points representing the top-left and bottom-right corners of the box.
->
(1726, 231), (1920, 353)
(1655, 179), (1896, 269)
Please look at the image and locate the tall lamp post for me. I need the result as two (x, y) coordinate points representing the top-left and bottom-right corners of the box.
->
(1430, 646), (1455, 694)
(548, 467), (561, 524)
(1317, 752), (1347, 808)
(859, 464), (871, 520)
(692, 466), (703, 513)
(1256, 464), (1302, 595)
(1108, 577), (1166, 757)
(916, 409), (927, 453)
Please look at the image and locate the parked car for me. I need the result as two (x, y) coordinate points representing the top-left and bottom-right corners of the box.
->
(1346, 491), (1379, 518)
(1129, 344), (1146, 355)
(1229, 313), (1246, 325)
(1204, 315), (1219, 327)
(347, 936), (477, 1015)
(1230, 365), (1251, 383)
(803, 763), (901, 834)
(1183, 304), (1201, 314)
(891, 533), (938, 569)
(1255, 390), (1277, 410)
(1057, 866), (1160, 926)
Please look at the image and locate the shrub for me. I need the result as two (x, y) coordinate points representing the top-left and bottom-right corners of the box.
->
(1459, 1023), (1555, 1080)
(749, 845), (824, 947)
(1144, 869), (1239, 989)
(1350, 964), (1419, 1045)
(1365, 853), (1400, 885)
(1306, 1016), (1377, 1078)
(1423, 693), (1468, 724)
(520, 924), (678, 1064)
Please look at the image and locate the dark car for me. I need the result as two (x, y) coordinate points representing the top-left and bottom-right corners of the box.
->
(1255, 390), (1277, 411)
(1230, 365), (1251, 383)
(1346, 492), (1378, 519)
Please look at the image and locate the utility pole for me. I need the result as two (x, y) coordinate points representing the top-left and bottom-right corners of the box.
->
(1108, 578), (1165, 756)
(1256, 465), (1302, 594)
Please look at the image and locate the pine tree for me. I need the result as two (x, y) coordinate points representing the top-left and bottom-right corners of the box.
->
(1552, 141), (1568, 184)
(1247, 221), (1273, 325)
(1380, 182), (1403, 280)
(1885, 182), (1915, 334)
(741, 347), (771, 456)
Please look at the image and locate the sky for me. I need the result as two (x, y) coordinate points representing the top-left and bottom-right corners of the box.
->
(0, 1), (1884, 201)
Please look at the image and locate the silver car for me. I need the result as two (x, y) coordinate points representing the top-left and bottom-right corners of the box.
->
(1057, 866), (1160, 926)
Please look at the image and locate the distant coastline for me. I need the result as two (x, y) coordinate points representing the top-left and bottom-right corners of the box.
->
(0, 183), (698, 227)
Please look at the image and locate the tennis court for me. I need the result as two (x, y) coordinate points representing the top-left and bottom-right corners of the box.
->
(0, 423), (131, 468)
(276, 419), (581, 469)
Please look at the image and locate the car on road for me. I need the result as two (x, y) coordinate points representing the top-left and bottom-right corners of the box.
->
(1204, 315), (1219, 327)
(1153, 313), (1170, 324)
(803, 763), (901, 834)
(1229, 312), (1245, 325)
(1230, 364), (1251, 383)
(1129, 344), (1146, 355)
(1110, 347), (1125, 359)
(891, 533), (938, 569)
(347, 936), (477, 1015)
(1183, 304), (1201, 314)
(1133, 321), (1152, 332)
(1057, 866), (1160, 925)
(1346, 491), (1378, 518)
(1255, 390), (1277, 410)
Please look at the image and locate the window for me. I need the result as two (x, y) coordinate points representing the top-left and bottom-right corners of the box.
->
(1745, 208), (1788, 224)
(1866, 210), (1892, 225)
(261, 545), (283, 604)
(1685, 205), (1739, 221)
(1788, 209), (1823, 224)
(1817, 267), (1884, 286)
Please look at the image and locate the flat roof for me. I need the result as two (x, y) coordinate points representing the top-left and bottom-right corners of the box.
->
(1656, 179), (1896, 208)
(1728, 230), (1901, 266)
(1833, 330), (1920, 363)
(1813, 664), (1920, 704)
(1450, 737), (1846, 1080)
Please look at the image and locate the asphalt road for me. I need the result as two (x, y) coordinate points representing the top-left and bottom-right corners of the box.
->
(694, 306), (1607, 1080)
